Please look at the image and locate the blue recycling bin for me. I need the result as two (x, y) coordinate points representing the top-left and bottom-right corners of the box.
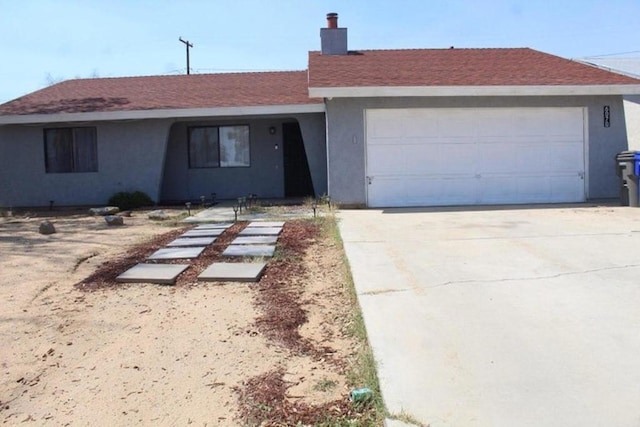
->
(634, 153), (640, 176)
(629, 153), (640, 207)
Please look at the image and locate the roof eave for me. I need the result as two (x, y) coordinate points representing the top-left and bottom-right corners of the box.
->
(0, 103), (326, 125)
(308, 85), (640, 98)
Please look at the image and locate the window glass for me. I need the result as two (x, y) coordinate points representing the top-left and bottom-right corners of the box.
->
(188, 125), (249, 168)
(189, 127), (219, 168)
(44, 127), (97, 173)
(220, 125), (250, 167)
(73, 128), (98, 172)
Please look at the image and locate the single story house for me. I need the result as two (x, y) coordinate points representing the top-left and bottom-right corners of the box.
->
(2, 13), (640, 208)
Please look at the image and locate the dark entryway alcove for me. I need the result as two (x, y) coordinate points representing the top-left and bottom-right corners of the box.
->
(282, 122), (315, 197)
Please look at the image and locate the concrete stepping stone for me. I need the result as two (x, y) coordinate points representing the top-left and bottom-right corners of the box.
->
(248, 221), (285, 228)
(167, 237), (216, 247)
(116, 263), (188, 285)
(182, 229), (225, 238)
(222, 244), (275, 257)
(198, 262), (267, 282)
(238, 227), (282, 236)
(148, 247), (206, 260)
(232, 235), (278, 245)
(194, 223), (232, 230)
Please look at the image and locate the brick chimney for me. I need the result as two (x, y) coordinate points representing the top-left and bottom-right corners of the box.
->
(320, 13), (347, 55)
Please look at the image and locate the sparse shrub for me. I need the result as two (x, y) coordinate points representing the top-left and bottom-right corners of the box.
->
(107, 191), (154, 211)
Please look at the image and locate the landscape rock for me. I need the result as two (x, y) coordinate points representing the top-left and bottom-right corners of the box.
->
(38, 221), (56, 235)
(104, 215), (124, 226)
(148, 210), (170, 221)
(89, 206), (120, 216)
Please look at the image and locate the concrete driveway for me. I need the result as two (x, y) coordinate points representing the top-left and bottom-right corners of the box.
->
(338, 205), (640, 427)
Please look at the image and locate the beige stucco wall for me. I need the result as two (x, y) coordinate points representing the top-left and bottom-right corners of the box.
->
(624, 96), (640, 150)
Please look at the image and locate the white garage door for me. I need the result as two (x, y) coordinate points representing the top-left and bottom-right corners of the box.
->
(366, 108), (586, 207)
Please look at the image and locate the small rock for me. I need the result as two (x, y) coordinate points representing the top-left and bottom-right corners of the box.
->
(119, 211), (132, 217)
(38, 221), (56, 235)
(89, 206), (120, 216)
(148, 210), (170, 220)
(105, 215), (124, 226)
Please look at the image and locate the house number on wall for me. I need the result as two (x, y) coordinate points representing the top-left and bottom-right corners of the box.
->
(604, 105), (611, 127)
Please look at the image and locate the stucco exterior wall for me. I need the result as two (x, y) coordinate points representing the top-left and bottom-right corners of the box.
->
(159, 113), (327, 202)
(624, 96), (640, 150)
(325, 96), (628, 205)
(0, 119), (173, 207)
(0, 113), (326, 208)
(296, 113), (328, 196)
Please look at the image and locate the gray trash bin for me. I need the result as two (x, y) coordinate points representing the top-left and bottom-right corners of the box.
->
(616, 151), (639, 207)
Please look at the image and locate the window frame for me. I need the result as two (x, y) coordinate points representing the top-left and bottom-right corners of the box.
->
(187, 125), (250, 169)
(43, 126), (98, 173)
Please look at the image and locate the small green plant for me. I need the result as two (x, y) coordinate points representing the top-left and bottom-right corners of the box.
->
(246, 204), (266, 214)
(320, 215), (386, 424)
(313, 378), (338, 392)
(388, 411), (430, 427)
(108, 191), (154, 211)
(161, 211), (190, 227)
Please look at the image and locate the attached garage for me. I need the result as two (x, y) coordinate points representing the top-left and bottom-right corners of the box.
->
(365, 107), (586, 207)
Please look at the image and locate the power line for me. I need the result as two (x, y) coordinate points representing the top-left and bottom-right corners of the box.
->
(582, 50), (640, 58)
(193, 67), (288, 73)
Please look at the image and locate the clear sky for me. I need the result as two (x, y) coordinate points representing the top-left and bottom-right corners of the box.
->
(1, 0), (639, 103)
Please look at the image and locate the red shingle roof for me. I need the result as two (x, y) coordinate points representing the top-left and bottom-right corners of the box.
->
(308, 48), (640, 87)
(0, 71), (321, 116)
(3, 48), (639, 118)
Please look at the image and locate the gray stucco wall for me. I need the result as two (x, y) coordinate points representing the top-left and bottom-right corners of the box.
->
(160, 114), (326, 202)
(0, 119), (173, 207)
(297, 113), (328, 196)
(0, 112), (326, 208)
(325, 96), (628, 205)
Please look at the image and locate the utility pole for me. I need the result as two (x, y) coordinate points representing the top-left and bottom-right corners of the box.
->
(179, 37), (194, 75)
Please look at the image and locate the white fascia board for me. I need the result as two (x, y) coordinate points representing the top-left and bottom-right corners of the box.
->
(0, 103), (326, 125)
(309, 85), (640, 98)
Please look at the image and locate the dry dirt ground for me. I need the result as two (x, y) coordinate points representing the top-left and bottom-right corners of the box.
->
(0, 209), (375, 426)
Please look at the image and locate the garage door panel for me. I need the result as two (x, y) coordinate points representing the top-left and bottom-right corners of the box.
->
(477, 109), (584, 138)
(478, 142), (584, 173)
(481, 175), (549, 203)
(478, 114), (528, 137)
(421, 177), (478, 205)
(478, 145), (548, 174)
(545, 109), (585, 135)
(403, 111), (441, 137)
(549, 175), (585, 200)
(367, 145), (405, 175)
(550, 143), (585, 170)
(434, 112), (477, 138)
(479, 176), (525, 202)
(366, 108), (585, 207)
(367, 178), (407, 206)
(368, 110), (408, 138)
(370, 176), (478, 207)
(404, 143), (476, 175)
(477, 144), (519, 174)
(369, 142), (477, 176)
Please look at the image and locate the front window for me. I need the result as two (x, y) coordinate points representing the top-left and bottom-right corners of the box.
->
(188, 125), (250, 168)
(44, 127), (98, 173)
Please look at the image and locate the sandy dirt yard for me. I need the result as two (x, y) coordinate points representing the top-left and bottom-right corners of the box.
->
(0, 209), (367, 426)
